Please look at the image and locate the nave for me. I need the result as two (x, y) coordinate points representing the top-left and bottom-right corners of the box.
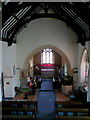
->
(2, 77), (90, 120)
(1, 2), (90, 120)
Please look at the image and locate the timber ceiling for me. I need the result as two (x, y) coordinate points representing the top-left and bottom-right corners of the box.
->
(1, 2), (90, 46)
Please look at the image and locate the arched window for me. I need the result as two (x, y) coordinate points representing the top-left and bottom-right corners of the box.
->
(64, 63), (67, 76)
(41, 48), (53, 64)
(80, 49), (89, 83)
(85, 58), (89, 82)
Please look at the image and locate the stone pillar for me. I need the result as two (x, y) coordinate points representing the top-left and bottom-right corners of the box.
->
(73, 74), (78, 90)
(16, 68), (20, 87)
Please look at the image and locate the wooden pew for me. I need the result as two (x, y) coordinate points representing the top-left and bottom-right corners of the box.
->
(2, 100), (37, 108)
(2, 115), (34, 120)
(2, 101), (37, 120)
(55, 101), (90, 108)
(56, 116), (90, 120)
(55, 101), (90, 120)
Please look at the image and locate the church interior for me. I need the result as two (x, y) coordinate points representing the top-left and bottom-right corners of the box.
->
(0, 1), (90, 120)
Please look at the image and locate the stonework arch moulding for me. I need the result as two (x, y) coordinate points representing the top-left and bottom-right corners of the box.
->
(80, 48), (89, 83)
(23, 45), (72, 76)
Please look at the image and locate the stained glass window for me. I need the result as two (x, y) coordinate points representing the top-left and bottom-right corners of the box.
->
(64, 64), (67, 76)
(80, 49), (89, 83)
(85, 60), (89, 82)
(41, 48), (53, 64)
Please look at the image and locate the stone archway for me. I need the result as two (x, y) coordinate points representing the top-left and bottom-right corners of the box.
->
(80, 48), (89, 83)
(23, 45), (72, 77)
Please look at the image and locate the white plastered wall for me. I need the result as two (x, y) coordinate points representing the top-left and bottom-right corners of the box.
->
(0, 41), (2, 101)
(17, 18), (78, 72)
(2, 42), (18, 97)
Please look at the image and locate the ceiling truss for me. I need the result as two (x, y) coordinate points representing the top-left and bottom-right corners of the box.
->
(1, 2), (90, 46)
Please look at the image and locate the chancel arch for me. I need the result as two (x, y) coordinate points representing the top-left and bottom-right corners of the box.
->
(23, 45), (72, 78)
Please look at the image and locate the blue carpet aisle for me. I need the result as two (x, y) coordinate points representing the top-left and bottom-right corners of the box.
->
(36, 79), (56, 120)
(40, 79), (53, 91)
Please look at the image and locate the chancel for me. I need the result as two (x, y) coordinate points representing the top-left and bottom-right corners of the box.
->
(0, 1), (90, 120)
